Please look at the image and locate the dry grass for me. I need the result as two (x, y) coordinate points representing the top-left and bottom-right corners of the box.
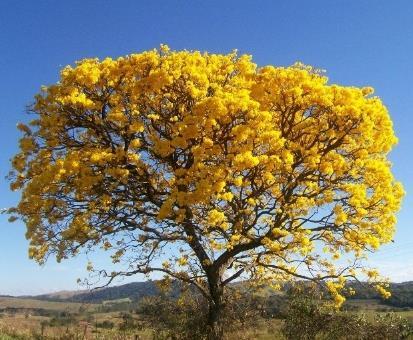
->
(0, 315), (152, 339)
(0, 314), (284, 340)
(0, 297), (96, 313)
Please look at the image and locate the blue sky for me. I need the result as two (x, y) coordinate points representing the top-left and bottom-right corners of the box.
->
(0, 0), (412, 295)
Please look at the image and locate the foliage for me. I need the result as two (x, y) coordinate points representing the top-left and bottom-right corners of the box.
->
(118, 312), (142, 331)
(47, 311), (76, 327)
(138, 286), (262, 340)
(138, 292), (208, 339)
(347, 281), (413, 308)
(282, 286), (334, 340)
(96, 320), (115, 329)
(281, 287), (413, 340)
(9, 45), (403, 337)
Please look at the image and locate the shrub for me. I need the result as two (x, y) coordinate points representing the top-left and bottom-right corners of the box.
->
(137, 286), (262, 340)
(97, 320), (115, 329)
(118, 312), (142, 331)
(281, 286), (413, 340)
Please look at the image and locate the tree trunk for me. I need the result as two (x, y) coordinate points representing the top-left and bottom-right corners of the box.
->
(207, 300), (224, 339)
(206, 282), (225, 340)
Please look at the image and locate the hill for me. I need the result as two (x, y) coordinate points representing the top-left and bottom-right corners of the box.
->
(348, 281), (413, 308)
(15, 280), (413, 308)
(33, 280), (178, 304)
(0, 295), (97, 314)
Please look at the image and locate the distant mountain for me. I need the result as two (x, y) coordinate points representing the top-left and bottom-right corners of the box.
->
(33, 290), (88, 300)
(25, 280), (413, 308)
(33, 281), (177, 304)
(342, 281), (413, 308)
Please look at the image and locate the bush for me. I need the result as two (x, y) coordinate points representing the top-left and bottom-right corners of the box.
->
(118, 312), (142, 331)
(280, 286), (413, 340)
(47, 312), (76, 327)
(137, 286), (262, 340)
(138, 291), (208, 340)
(281, 286), (334, 340)
(96, 320), (115, 329)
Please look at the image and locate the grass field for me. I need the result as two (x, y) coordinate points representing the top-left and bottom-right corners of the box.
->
(0, 317), (280, 340)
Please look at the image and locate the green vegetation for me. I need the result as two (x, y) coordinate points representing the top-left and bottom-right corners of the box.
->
(348, 282), (413, 308)
(282, 287), (413, 340)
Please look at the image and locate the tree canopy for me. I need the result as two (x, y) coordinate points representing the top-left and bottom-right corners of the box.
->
(9, 46), (403, 338)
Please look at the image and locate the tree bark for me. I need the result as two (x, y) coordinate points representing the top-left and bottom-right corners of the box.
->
(206, 277), (225, 340)
(207, 295), (224, 339)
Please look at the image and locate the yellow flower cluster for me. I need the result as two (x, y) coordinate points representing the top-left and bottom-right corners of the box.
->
(326, 279), (346, 307)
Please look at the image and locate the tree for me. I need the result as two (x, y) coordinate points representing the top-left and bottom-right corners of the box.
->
(9, 46), (403, 339)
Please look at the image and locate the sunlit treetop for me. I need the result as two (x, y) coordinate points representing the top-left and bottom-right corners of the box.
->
(9, 45), (403, 306)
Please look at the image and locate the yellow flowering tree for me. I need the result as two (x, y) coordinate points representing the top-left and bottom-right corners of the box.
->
(9, 46), (403, 339)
